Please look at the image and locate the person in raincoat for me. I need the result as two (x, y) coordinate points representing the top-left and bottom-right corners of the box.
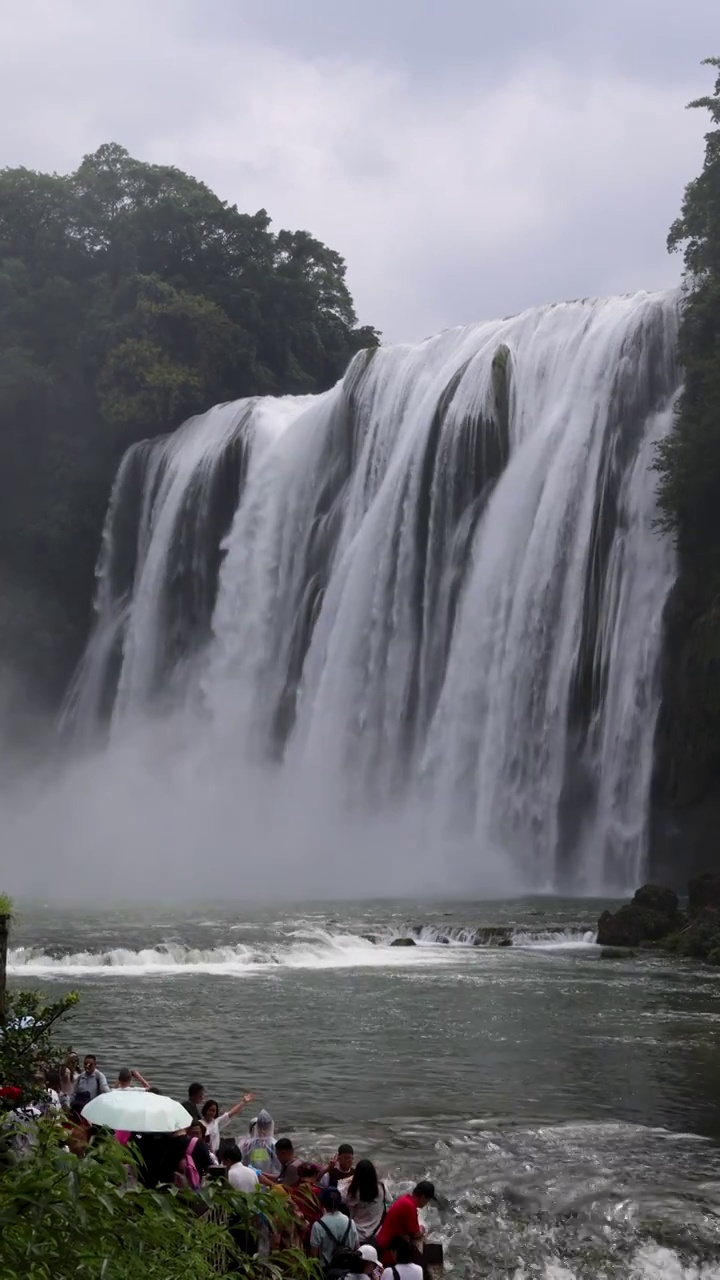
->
(240, 1108), (280, 1177)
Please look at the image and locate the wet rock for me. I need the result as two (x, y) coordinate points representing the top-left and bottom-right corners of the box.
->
(361, 934), (378, 944)
(599, 946), (637, 959)
(390, 937), (416, 947)
(472, 927), (513, 947)
(634, 884), (679, 916)
(597, 883), (681, 948)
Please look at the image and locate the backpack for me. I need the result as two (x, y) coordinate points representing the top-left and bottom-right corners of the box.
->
(318, 1218), (354, 1275)
(177, 1136), (201, 1191)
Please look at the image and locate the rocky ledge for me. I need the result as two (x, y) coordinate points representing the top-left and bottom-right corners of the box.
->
(597, 873), (720, 965)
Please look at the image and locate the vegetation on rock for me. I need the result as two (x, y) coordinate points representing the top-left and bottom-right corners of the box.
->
(597, 875), (720, 963)
(653, 58), (720, 825)
(0, 143), (379, 709)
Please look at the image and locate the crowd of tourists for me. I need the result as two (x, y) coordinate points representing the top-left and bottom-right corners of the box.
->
(3, 1052), (440, 1280)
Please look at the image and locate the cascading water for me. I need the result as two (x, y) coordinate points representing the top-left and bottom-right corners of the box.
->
(64, 291), (679, 894)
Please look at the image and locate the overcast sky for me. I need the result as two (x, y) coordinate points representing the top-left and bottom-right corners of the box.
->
(1, 0), (716, 341)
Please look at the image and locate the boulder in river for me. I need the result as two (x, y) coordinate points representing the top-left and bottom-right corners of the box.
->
(390, 937), (416, 947)
(473, 927), (513, 947)
(597, 883), (681, 948)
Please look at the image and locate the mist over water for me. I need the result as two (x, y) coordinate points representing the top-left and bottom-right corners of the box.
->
(2, 291), (678, 903)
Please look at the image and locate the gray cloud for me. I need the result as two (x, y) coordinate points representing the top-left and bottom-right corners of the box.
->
(0, 0), (715, 339)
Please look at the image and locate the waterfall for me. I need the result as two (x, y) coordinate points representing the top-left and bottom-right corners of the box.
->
(64, 291), (679, 894)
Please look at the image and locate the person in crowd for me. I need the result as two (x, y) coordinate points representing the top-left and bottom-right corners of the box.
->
(357, 1244), (382, 1278)
(309, 1187), (360, 1270)
(345, 1159), (388, 1244)
(221, 1141), (260, 1192)
(219, 1142), (260, 1256)
(289, 1162), (324, 1247)
(379, 1236), (423, 1280)
(375, 1181), (436, 1262)
(186, 1119), (216, 1175)
(62, 1103), (92, 1157)
(200, 1091), (254, 1154)
(321, 1142), (356, 1190)
(45, 1069), (63, 1110)
(273, 1136), (303, 1188)
(71, 1055), (109, 1105)
(241, 1108), (280, 1176)
(186, 1081), (205, 1121)
(58, 1053), (80, 1106)
(136, 1134), (189, 1190)
(115, 1067), (151, 1090)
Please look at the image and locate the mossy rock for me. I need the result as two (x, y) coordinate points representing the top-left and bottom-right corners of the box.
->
(390, 937), (416, 947)
(707, 947), (720, 966)
(599, 947), (637, 959)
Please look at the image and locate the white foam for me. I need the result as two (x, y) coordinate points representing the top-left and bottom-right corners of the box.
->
(8, 923), (605, 976)
(7, 928), (465, 977)
(511, 928), (597, 949)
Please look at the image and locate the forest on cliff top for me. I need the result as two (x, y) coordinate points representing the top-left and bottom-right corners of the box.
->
(653, 58), (720, 831)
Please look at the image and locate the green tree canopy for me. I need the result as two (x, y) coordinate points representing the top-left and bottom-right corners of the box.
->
(0, 144), (379, 706)
(653, 58), (720, 810)
(656, 57), (720, 555)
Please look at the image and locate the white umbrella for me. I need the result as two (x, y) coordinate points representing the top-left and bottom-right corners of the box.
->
(81, 1089), (193, 1133)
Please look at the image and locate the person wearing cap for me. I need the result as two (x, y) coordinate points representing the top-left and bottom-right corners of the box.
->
(358, 1243), (382, 1277)
(375, 1180), (436, 1263)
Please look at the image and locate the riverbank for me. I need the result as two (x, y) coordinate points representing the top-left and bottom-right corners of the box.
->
(597, 873), (720, 964)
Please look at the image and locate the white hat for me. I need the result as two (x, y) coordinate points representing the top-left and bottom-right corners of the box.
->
(359, 1245), (379, 1263)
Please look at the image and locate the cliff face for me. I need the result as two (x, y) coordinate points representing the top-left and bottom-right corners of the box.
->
(651, 573), (720, 885)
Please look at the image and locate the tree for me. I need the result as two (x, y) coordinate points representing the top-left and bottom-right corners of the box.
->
(652, 58), (720, 812)
(0, 989), (79, 1107)
(655, 57), (720, 555)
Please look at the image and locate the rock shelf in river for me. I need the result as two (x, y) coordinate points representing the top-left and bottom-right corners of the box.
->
(597, 873), (720, 964)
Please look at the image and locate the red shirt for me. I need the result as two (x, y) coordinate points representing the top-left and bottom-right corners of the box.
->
(376, 1193), (420, 1254)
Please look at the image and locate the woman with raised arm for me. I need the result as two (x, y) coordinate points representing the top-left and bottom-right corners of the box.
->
(201, 1092), (254, 1155)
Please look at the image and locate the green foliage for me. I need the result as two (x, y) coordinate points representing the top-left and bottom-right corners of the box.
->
(0, 989), (78, 1106)
(0, 142), (380, 705)
(0, 1121), (321, 1280)
(0, 894), (13, 918)
(655, 59), (720, 553)
(652, 60), (720, 807)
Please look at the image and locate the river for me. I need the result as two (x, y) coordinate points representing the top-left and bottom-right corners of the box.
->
(8, 897), (720, 1277)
